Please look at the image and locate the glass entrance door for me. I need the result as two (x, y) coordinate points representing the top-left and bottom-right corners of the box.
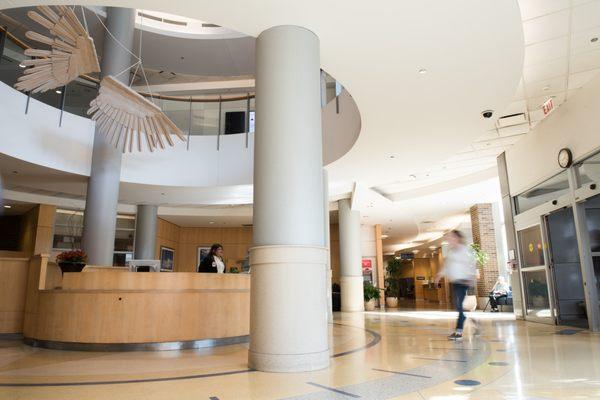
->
(545, 208), (588, 328)
(517, 225), (555, 323)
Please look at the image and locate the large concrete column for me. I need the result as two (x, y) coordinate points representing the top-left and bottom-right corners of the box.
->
(323, 169), (333, 322)
(249, 25), (328, 372)
(82, 8), (135, 265)
(338, 198), (364, 311)
(134, 205), (158, 260)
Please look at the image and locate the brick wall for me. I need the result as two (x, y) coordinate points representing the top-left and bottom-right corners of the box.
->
(470, 203), (499, 297)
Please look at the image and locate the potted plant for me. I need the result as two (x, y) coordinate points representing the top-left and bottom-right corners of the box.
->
(384, 257), (402, 308)
(464, 243), (489, 311)
(363, 281), (380, 311)
(56, 249), (87, 274)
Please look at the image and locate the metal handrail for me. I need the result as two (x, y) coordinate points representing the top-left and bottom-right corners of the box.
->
(0, 26), (255, 103)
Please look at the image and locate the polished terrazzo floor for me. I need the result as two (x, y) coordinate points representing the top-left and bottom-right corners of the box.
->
(1, 309), (600, 399)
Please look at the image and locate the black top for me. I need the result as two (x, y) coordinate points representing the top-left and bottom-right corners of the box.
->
(197, 254), (218, 273)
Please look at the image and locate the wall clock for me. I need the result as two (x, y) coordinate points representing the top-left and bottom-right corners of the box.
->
(558, 148), (573, 168)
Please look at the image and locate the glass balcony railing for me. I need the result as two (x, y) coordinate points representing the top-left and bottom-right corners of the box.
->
(0, 27), (339, 148)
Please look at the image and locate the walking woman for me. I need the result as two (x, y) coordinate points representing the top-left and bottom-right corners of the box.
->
(198, 243), (226, 273)
(435, 230), (477, 340)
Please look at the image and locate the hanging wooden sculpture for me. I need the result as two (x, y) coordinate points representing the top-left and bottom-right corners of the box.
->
(88, 76), (186, 153)
(15, 5), (100, 93)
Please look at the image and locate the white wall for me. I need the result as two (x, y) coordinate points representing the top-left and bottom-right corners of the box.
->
(0, 82), (253, 187)
(505, 73), (600, 196)
(0, 82), (359, 188)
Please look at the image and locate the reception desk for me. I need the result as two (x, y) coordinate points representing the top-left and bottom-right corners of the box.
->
(23, 256), (250, 350)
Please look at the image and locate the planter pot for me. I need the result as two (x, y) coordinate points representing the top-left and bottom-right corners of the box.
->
(364, 299), (376, 311)
(462, 295), (477, 312)
(385, 297), (398, 308)
(58, 262), (86, 274)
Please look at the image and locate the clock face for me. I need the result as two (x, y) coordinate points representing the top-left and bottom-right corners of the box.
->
(558, 148), (572, 168)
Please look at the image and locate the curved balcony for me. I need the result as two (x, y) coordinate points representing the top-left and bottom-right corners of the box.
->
(0, 28), (360, 190)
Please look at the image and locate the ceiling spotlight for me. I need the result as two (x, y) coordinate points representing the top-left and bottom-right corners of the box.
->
(418, 68), (427, 74)
(591, 37), (598, 43)
(3, 205), (11, 209)
(18, 63), (26, 68)
(160, 192), (165, 195)
(389, 155), (395, 159)
(381, 234), (389, 239)
(55, 89), (62, 94)
(409, 174), (416, 180)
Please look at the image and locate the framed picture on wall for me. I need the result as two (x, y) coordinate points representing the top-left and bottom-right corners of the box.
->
(197, 246), (211, 270)
(159, 246), (175, 271)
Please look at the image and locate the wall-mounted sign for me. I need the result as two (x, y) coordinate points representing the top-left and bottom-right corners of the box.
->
(416, 276), (426, 280)
(542, 98), (554, 115)
(400, 253), (414, 260)
(361, 259), (372, 274)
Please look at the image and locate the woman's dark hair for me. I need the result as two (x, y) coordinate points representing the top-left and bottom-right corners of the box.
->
(210, 243), (223, 255)
(450, 230), (465, 244)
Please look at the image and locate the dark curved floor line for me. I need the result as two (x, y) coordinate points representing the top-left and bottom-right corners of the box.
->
(0, 321), (381, 388)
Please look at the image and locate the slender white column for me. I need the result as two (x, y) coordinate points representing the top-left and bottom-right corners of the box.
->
(250, 25), (329, 372)
(82, 8), (135, 265)
(338, 198), (364, 312)
(134, 205), (158, 260)
(323, 169), (333, 322)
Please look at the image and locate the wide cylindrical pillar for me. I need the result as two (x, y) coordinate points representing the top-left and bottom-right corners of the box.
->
(323, 169), (333, 322)
(134, 205), (158, 260)
(249, 25), (328, 372)
(338, 198), (364, 312)
(82, 8), (135, 265)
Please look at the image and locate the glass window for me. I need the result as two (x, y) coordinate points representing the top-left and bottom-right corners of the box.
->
(515, 170), (569, 214)
(64, 79), (98, 118)
(518, 225), (545, 267)
(53, 209), (135, 264)
(577, 152), (600, 187)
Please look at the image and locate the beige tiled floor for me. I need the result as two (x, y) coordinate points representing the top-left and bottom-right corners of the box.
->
(1, 309), (599, 399)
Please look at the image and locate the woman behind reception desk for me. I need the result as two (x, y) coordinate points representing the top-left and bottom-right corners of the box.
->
(198, 243), (225, 273)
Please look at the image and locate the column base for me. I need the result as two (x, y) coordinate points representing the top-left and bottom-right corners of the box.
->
(340, 276), (364, 312)
(249, 245), (330, 373)
(248, 348), (330, 373)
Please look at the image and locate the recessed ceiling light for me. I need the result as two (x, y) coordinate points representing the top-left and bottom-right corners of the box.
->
(591, 37), (598, 43)
(543, 85), (550, 91)
(3, 205), (11, 209)
(18, 63), (26, 68)
(389, 155), (395, 159)
(160, 192), (165, 195)
(55, 89), (62, 94)
(412, 249), (419, 254)
(209, 221), (215, 224)
(381, 234), (389, 239)
(12, 170), (18, 174)
(441, 241), (448, 245)
(409, 174), (416, 180)
(418, 68), (427, 74)
(428, 245), (436, 250)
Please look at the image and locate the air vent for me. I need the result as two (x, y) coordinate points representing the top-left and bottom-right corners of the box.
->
(138, 12), (188, 27)
(202, 23), (221, 28)
(497, 112), (528, 128)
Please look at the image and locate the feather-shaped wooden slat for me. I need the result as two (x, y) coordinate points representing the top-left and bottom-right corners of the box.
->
(88, 76), (186, 152)
(15, 6), (99, 93)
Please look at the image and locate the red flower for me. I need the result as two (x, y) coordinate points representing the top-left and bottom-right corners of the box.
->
(57, 249), (88, 263)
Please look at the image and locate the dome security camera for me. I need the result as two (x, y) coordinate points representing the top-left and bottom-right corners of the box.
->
(481, 110), (494, 119)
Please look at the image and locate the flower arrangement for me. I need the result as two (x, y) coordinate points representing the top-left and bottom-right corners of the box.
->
(57, 249), (88, 264)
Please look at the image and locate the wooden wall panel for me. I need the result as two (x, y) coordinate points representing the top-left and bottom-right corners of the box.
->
(155, 218), (180, 270)
(0, 257), (30, 333)
(413, 258), (432, 301)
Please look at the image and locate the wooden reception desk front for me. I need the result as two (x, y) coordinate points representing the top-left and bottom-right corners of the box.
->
(23, 255), (250, 350)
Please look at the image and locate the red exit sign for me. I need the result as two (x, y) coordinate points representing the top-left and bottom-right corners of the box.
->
(542, 98), (554, 115)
